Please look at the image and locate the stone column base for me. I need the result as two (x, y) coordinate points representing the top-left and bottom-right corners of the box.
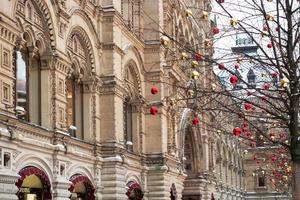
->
(0, 172), (20, 200)
(52, 177), (72, 200)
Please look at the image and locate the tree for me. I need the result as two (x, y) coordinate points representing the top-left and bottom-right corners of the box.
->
(146, 0), (299, 198)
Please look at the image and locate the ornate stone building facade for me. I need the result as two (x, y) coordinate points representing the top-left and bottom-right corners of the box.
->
(0, 0), (245, 199)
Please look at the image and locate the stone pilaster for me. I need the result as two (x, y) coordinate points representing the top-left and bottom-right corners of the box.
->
(0, 172), (19, 200)
(147, 168), (169, 200)
(101, 158), (126, 200)
(52, 178), (71, 200)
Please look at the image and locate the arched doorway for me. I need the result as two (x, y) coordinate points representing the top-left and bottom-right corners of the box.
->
(69, 174), (95, 200)
(126, 181), (144, 200)
(15, 166), (52, 200)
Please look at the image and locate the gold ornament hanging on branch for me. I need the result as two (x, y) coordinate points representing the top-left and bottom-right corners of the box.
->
(230, 18), (238, 27)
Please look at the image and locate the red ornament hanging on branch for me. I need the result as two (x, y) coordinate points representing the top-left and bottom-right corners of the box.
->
(267, 43), (273, 48)
(264, 83), (271, 90)
(230, 75), (238, 85)
(194, 53), (204, 61)
(244, 103), (252, 110)
(218, 63), (225, 70)
(233, 127), (241, 137)
(151, 87), (158, 95)
(234, 63), (240, 69)
(249, 141), (255, 147)
(150, 106), (158, 115)
(217, 0), (225, 3)
(212, 27), (220, 35)
(271, 72), (278, 78)
(192, 116), (200, 126)
(271, 155), (277, 162)
(246, 131), (252, 137)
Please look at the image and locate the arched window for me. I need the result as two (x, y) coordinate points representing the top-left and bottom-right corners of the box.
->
(15, 35), (41, 124)
(27, 3), (32, 21)
(124, 97), (133, 151)
(66, 74), (84, 139)
(123, 64), (141, 153)
(121, 0), (142, 36)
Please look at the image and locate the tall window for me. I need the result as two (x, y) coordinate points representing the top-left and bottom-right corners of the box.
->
(66, 77), (84, 138)
(121, 0), (142, 36)
(124, 97), (133, 151)
(16, 50), (28, 120)
(16, 47), (41, 124)
(258, 174), (266, 187)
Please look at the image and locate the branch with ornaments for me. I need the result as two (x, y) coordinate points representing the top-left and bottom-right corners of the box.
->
(144, 0), (299, 195)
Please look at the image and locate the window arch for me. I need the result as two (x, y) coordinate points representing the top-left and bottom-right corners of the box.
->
(15, 33), (42, 124)
(124, 96), (134, 151)
(66, 27), (95, 140)
(66, 71), (84, 138)
(121, 0), (142, 36)
(123, 63), (141, 153)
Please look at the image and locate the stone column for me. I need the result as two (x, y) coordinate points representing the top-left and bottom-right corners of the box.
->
(52, 177), (71, 200)
(0, 172), (19, 200)
(101, 157), (126, 200)
(147, 167), (169, 200)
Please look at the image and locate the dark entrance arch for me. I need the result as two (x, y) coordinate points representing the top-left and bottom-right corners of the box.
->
(16, 166), (52, 200)
(69, 174), (95, 200)
(126, 181), (144, 200)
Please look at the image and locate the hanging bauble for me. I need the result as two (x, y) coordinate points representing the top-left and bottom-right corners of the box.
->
(244, 103), (252, 110)
(269, 133), (275, 140)
(218, 63), (225, 70)
(266, 14), (274, 21)
(185, 9), (193, 17)
(191, 60), (199, 67)
(261, 96), (268, 101)
(243, 122), (249, 128)
(249, 141), (255, 147)
(271, 72), (278, 78)
(230, 18), (238, 27)
(267, 43), (273, 48)
(264, 83), (271, 90)
(263, 25), (268, 31)
(242, 127), (247, 132)
(279, 133), (285, 139)
(276, 27), (279, 32)
(233, 127), (241, 137)
(230, 75), (238, 85)
(280, 78), (289, 87)
(234, 63), (240, 69)
(151, 87), (158, 95)
(187, 89), (195, 97)
(211, 83), (217, 91)
(202, 11), (209, 20)
(218, 0), (225, 3)
(192, 116), (200, 126)
(160, 36), (170, 46)
(181, 52), (189, 60)
(191, 70), (200, 80)
(204, 39), (212, 48)
(169, 98), (176, 107)
(194, 53), (204, 61)
(150, 106), (158, 115)
(253, 155), (257, 160)
(271, 155), (277, 162)
(246, 131), (252, 137)
(212, 27), (220, 35)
